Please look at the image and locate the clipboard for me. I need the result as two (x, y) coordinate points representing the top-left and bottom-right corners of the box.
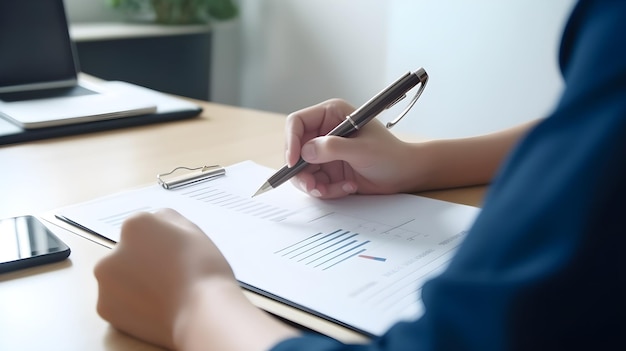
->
(55, 160), (481, 338)
(157, 165), (226, 189)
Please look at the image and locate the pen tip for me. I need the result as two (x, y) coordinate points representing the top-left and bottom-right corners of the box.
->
(252, 181), (273, 198)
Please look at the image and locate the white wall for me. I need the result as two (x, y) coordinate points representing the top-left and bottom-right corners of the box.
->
(65, 0), (577, 139)
(233, 0), (576, 138)
(385, 0), (576, 138)
(235, 0), (388, 116)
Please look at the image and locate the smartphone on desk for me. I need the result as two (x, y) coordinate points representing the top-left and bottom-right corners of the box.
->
(0, 215), (70, 274)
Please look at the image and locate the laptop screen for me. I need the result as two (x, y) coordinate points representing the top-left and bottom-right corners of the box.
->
(0, 0), (78, 93)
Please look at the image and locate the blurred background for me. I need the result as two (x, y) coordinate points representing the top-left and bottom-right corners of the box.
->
(64, 0), (576, 139)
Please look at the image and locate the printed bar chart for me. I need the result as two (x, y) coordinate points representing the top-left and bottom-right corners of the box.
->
(275, 229), (372, 270)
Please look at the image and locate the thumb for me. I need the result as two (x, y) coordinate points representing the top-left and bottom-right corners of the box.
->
(301, 135), (364, 165)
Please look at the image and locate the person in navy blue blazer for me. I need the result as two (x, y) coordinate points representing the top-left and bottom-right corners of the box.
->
(93, 1), (625, 350)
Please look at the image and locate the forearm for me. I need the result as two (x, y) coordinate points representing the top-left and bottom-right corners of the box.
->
(174, 278), (301, 351)
(405, 119), (539, 192)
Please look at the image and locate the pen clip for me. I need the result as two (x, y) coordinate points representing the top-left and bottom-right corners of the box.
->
(385, 68), (429, 129)
(157, 165), (226, 190)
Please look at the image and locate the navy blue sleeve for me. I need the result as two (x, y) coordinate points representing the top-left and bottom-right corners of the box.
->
(271, 0), (626, 350)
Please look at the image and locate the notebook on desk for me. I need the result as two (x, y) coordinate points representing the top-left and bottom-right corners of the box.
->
(0, 0), (158, 130)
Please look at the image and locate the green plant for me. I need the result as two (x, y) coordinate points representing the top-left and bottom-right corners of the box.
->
(107, 0), (238, 24)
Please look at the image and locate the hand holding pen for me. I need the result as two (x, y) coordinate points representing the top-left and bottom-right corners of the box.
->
(253, 68), (428, 198)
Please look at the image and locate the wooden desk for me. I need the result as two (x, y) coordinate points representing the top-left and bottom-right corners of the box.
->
(0, 101), (485, 350)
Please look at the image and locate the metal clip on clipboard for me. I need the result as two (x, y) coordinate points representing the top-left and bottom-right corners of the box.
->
(157, 165), (226, 190)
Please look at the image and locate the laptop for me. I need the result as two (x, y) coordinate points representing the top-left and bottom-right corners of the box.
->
(0, 0), (157, 129)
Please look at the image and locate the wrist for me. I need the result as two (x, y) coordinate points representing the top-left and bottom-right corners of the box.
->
(393, 141), (435, 193)
(173, 277), (241, 351)
(407, 136), (503, 191)
(173, 277), (300, 351)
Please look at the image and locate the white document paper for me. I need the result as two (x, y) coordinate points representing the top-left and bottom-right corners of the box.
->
(56, 161), (480, 336)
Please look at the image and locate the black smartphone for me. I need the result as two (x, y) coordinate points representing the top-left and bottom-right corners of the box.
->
(0, 215), (71, 274)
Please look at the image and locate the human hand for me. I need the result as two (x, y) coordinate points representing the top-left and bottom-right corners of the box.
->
(95, 209), (299, 351)
(94, 209), (238, 349)
(285, 98), (419, 199)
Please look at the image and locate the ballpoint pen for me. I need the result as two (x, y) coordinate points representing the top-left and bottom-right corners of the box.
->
(252, 67), (429, 197)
